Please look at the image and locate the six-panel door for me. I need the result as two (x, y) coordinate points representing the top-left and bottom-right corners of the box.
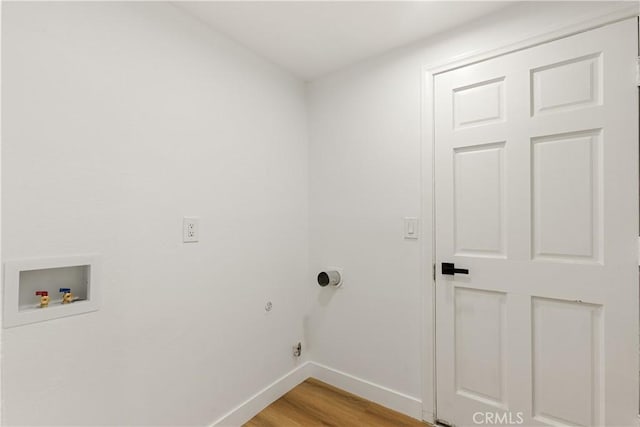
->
(435, 19), (638, 426)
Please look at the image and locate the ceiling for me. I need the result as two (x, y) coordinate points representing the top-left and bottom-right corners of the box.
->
(174, 1), (514, 80)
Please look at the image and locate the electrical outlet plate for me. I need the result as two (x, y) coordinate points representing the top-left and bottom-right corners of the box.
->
(183, 217), (199, 243)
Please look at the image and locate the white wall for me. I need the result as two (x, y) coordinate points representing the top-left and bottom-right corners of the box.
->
(3, 1), (637, 425)
(2, 2), (310, 425)
(306, 1), (634, 420)
(0, 1), (4, 423)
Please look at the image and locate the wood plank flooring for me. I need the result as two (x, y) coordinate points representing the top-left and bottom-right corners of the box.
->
(244, 378), (429, 427)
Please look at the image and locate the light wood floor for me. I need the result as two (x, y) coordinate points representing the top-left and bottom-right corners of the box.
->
(244, 378), (429, 427)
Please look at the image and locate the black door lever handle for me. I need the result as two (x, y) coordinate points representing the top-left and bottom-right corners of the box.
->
(442, 262), (469, 276)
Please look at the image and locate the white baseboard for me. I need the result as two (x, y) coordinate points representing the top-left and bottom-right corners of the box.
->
(211, 361), (424, 426)
(308, 362), (423, 420)
(211, 361), (313, 427)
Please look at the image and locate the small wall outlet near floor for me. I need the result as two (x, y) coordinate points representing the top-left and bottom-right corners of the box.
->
(183, 217), (199, 243)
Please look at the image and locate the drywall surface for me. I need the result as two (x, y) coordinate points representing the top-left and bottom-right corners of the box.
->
(0, 2), (4, 423)
(2, 2), (309, 425)
(306, 0), (633, 416)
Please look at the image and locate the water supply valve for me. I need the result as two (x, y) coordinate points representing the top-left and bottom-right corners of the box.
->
(35, 291), (49, 308)
(59, 288), (73, 304)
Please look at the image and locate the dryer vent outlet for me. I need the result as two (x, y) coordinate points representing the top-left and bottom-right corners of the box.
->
(317, 270), (342, 287)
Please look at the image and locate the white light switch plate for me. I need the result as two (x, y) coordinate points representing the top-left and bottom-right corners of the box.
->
(183, 217), (199, 243)
(404, 217), (418, 240)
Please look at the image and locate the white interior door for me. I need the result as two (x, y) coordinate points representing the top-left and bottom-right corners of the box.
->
(434, 19), (638, 426)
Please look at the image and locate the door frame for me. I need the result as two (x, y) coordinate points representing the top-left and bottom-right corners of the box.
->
(419, 4), (640, 423)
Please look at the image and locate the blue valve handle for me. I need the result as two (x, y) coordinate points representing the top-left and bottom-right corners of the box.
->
(59, 288), (71, 293)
